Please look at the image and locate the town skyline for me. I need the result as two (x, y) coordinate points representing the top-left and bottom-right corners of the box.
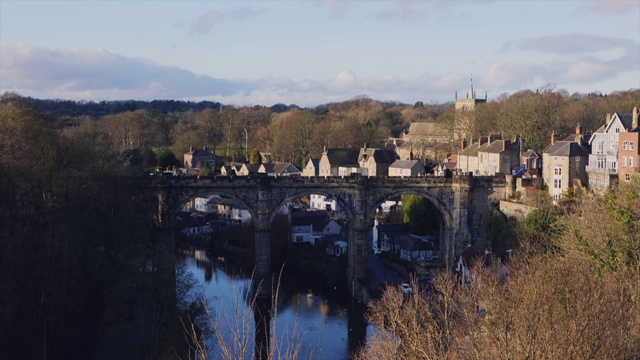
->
(1, 0), (639, 107)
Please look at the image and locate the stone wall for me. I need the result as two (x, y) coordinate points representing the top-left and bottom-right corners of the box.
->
(499, 200), (537, 223)
(467, 177), (507, 250)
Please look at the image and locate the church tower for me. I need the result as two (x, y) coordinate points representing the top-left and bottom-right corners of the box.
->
(455, 76), (486, 111)
(454, 76), (487, 141)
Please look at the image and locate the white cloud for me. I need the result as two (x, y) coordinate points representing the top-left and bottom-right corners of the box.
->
(329, 70), (357, 91)
(0, 44), (252, 100)
(483, 62), (540, 88)
(1, 44), (637, 108)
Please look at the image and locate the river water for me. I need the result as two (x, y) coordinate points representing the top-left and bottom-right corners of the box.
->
(177, 248), (368, 360)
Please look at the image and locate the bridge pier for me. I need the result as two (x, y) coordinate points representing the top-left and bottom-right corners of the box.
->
(348, 186), (368, 301)
(254, 189), (272, 299)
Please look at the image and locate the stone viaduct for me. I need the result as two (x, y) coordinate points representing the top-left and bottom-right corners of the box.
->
(152, 173), (507, 300)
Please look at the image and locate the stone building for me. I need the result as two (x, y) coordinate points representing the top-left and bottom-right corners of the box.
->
(587, 111), (636, 193)
(542, 131), (589, 203)
(318, 147), (360, 177)
(183, 146), (217, 173)
(618, 108), (639, 184)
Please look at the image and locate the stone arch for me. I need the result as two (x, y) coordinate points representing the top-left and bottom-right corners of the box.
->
(365, 188), (454, 230)
(267, 188), (355, 225)
(164, 188), (259, 233)
(364, 187), (461, 268)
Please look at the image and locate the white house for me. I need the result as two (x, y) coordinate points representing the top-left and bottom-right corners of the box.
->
(388, 159), (425, 177)
(208, 197), (252, 224)
(290, 210), (342, 245)
(194, 194), (221, 213)
(309, 194), (339, 212)
(372, 220), (409, 253)
(587, 112), (636, 193)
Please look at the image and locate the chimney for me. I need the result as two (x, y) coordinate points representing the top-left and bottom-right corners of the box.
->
(364, 142), (368, 150)
(575, 124), (583, 144)
(189, 145), (195, 153)
(503, 139), (511, 151)
(633, 107), (638, 129)
(606, 113), (611, 125)
(479, 136), (488, 146)
(461, 138), (468, 151)
(551, 130), (558, 145)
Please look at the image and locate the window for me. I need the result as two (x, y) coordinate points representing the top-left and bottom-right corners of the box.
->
(554, 167), (562, 176)
(622, 141), (628, 150)
(554, 179), (562, 189)
(630, 157), (634, 168)
(625, 174), (631, 181)
(296, 236), (304, 242)
(622, 156), (627, 167)
(631, 141), (635, 151)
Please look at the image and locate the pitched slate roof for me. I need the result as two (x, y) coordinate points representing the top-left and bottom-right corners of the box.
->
(290, 210), (332, 232)
(261, 162), (300, 175)
(390, 159), (421, 169)
(480, 140), (509, 154)
(308, 158), (320, 168)
(543, 141), (589, 157)
(394, 235), (434, 252)
(521, 150), (541, 159)
(617, 113), (635, 130)
(404, 122), (446, 138)
(359, 148), (399, 164)
(376, 223), (410, 234)
(325, 148), (360, 166)
(459, 142), (488, 156)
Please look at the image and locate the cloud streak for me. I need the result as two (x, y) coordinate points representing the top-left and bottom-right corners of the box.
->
(190, 7), (263, 35)
(503, 33), (636, 54)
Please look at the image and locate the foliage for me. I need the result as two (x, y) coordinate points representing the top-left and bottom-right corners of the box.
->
(402, 195), (440, 235)
(0, 95), (185, 359)
(249, 148), (262, 164)
(557, 183), (640, 272)
(521, 207), (559, 253)
(488, 208), (517, 257)
(158, 149), (181, 168)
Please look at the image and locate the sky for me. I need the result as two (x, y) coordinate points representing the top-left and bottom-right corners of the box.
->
(1, 0), (639, 107)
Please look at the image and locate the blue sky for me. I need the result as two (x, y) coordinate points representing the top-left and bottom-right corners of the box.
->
(1, 0), (638, 107)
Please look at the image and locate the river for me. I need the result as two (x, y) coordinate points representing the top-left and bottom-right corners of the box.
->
(177, 248), (369, 360)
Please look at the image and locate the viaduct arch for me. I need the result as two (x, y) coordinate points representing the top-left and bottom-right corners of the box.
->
(153, 173), (507, 300)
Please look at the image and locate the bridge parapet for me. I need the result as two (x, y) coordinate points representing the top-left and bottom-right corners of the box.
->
(151, 173), (507, 300)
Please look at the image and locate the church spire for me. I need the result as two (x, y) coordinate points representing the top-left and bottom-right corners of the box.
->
(467, 75), (474, 99)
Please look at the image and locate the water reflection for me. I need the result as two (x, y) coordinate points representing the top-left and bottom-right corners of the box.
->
(177, 248), (367, 359)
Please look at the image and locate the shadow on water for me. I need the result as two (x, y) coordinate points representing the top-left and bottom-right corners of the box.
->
(177, 246), (369, 359)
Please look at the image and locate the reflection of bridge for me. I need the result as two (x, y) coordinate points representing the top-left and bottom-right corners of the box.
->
(153, 173), (507, 300)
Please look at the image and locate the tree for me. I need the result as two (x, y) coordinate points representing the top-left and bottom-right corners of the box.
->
(402, 195), (440, 235)
(158, 149), (180, 168)
(249, 148), (262, 164)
